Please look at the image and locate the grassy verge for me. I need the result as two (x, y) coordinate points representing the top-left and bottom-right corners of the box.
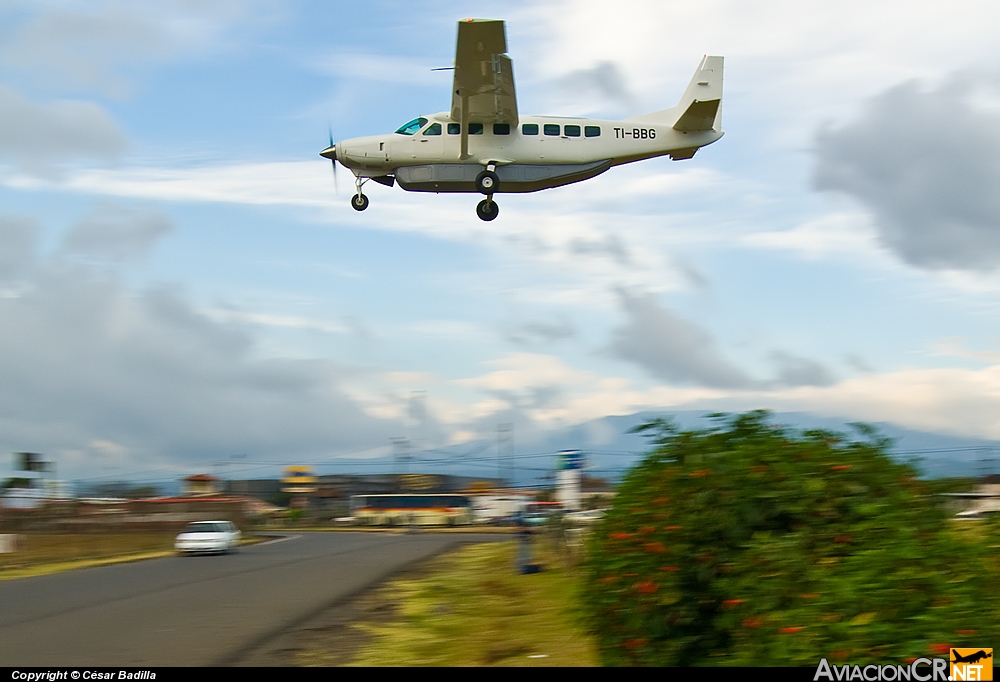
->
(0, 532), (264, 580)
(296, 536), (599, 667)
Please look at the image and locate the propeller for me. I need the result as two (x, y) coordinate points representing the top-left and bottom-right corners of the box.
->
(320, 127), (338, 194)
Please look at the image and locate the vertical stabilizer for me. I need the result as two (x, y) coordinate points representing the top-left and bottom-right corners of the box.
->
(628, 55), (723, 131)
(673, 55), (723, 131)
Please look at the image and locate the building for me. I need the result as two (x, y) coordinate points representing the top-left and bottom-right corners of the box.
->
(181, 474), (221, 497)
(944, 475), (1000, 518)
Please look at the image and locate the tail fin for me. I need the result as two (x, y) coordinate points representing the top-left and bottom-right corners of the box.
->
(629, 55), (723, 131)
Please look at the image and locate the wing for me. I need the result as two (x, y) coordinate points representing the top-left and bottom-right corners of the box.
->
(450, 19), (518, 127)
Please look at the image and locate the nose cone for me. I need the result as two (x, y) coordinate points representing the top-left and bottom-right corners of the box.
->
(320, 144), (336, 161)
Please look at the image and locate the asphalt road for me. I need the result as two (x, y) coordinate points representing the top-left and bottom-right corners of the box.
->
(0, 531), (500, 666)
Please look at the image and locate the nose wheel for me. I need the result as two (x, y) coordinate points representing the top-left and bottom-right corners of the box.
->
(476, 198), (499, 221)
(351, 176), (370, 211)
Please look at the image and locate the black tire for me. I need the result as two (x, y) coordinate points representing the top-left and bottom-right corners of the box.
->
(351, 194), (369, 211)
(476, 199), (499, 221)
(475, 170), (499, 195)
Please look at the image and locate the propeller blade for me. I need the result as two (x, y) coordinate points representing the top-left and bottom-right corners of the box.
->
(321, 127), (338, 194)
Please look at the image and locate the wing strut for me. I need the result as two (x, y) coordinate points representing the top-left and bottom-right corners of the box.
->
(459, 95), (469, 160)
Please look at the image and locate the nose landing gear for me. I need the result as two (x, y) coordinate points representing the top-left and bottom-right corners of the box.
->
(476, 198), (499, 221)
(352, 176), (370, 211)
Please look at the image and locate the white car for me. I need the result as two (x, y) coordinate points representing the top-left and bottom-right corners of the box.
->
(565, 509), (607, 525)
(174, 520), (241, 555)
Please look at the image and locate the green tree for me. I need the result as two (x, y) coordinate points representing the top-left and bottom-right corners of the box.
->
(582, 411), (1000, 666)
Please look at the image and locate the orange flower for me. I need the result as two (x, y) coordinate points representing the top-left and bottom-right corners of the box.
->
(956, 629), (976, 635)
(663, 525), (683, 531)
(623, 638), (646, 648)
(659, 566), (679, 572)
(722, 599), (745, 608)
(742, 617), (763, 628)
(634, 580), (659, 594)
(780, 627), (804, 634)
(645, 541), (667, 553)
(830, 465), (851, 471)
(598, 576), (619, 583)
(834, 535), (851, 543)
(652, 497), (669, 505)
(623, 572), (638, 577)
(640, 526), (657, 534)
(831, 650), (850, 661)
(610, 532), (632, 540)
(929, 644), (952, 655)
(690, 469), (710, 477)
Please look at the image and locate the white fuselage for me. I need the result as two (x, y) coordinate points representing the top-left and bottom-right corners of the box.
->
(337, 112), (723, 193)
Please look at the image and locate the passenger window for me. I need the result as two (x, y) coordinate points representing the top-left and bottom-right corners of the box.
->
(447, 123), (461, 135)
(565, 125), (581, 137)
(493, 123), (510, 135)
(423, 123), (442, 136)
(543, 124), (560, 136)
(469, 123), (483, 135)
(585, 125), (601, 137)
(522, 123), (538, 135)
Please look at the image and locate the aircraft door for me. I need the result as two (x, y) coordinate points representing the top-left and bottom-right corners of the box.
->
(415, 122), (444, 161)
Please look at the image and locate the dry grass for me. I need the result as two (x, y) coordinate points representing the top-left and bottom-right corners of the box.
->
(0, 532), (263, 580)
(296, 537), (599, 667)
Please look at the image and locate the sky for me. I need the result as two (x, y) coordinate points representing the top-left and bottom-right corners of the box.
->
(4, 0), (1000, 486)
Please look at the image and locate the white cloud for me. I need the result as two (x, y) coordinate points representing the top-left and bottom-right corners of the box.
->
(204, 309), (352, 336)
(740, 211), (885, 261)
(0, 1), (277, 96)
(0, 215), (38, 282)
(62, 203), (172, 261)
(518, 0), (1000, 139)
(0, 85), (126, 177)
(814, 74), (1000, 271)
(0, 220), (403, 480)
(313, 52), (447, 87)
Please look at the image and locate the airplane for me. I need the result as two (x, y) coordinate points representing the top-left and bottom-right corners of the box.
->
(953, 650), (993, 664)
(320, 18), (724, 221)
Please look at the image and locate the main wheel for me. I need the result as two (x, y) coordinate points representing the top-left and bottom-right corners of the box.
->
(475, 170), (499, 195)
(476, 199), (499, 221)
(351, 194), (369, 211)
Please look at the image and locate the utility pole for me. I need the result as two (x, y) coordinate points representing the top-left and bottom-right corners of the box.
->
(231, 454), (247, 496)
(391, 437), (411, 491)
(497, 423), (512, 489)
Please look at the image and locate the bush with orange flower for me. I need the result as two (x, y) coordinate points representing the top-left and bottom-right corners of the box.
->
(582, 411), (1000, 666)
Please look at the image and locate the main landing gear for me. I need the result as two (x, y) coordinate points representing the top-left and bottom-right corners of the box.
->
(475, 165), (500, 221)
(352, 176), (369, 211)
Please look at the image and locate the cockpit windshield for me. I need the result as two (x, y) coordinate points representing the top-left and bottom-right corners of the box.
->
(394, 117), (428, 135)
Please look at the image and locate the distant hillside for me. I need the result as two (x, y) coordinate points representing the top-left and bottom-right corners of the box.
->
(65, 410), (1000, 492)
(524, 410), (1000, 483)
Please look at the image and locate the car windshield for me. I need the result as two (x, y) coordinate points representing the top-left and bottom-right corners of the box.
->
(184, 522), (226, 533)
(394, 117), (428, 135)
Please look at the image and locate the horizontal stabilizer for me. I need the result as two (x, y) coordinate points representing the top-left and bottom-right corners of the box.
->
(673, 98), (720, 132)
(669, 147), (698, 160)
